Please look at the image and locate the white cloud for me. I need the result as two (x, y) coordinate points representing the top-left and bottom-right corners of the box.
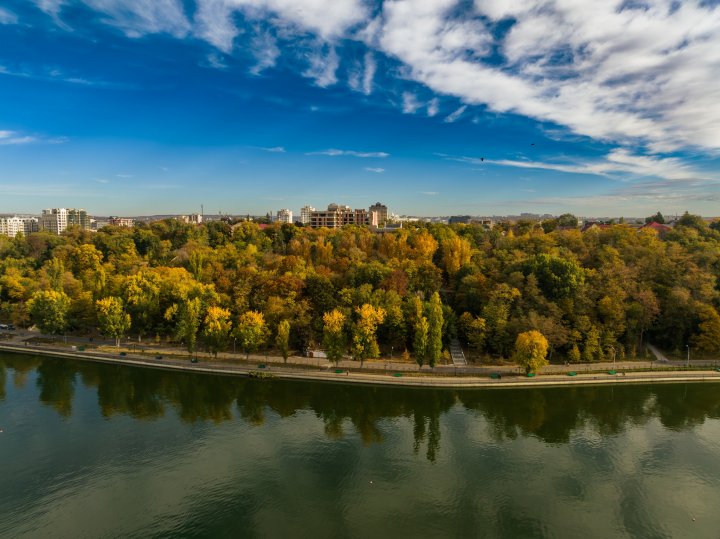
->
(303, 45), (339, 87)
(308, 148), (390, 158)
(192, 0), (367, 51)
(116, 174), (134, 178)
(421, 191), (439, 196)
(0, 130), (37, 145)
(402, 92), (421, 114)
(448, 148), (700, 181)
(362, 51), (376, 95)
(34, 0), (65, 17)
(443, 105), (466, 123)
(84, 0), (191, 38)
(205, 52), (228, 69)
(94, 178), (110, 184)
(376, 0), (720, 153)
(258, 146), (286, 152)
(427, 98), (439, 117)
(0, 7), (18, 24)
(250, 29), (280, 74)
(365, 167), (385, 173)
(29, 0), (720, 159)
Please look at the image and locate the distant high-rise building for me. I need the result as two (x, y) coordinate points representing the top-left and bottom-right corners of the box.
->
(310, 203), (368, 228)
(0, 216), (39, 237)
(300, 205), (315, 224)
(40, 208), (90, 234)
(277, 209), (293, 224)
(369, 202), (389, 226)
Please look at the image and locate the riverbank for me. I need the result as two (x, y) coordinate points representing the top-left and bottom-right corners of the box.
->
(2, 341), (720, 389)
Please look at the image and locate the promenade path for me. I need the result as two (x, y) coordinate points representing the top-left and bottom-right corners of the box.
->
(2, 330), (720, 389)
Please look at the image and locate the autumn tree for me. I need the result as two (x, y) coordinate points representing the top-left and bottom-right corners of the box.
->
(235, 311), (269, 359)
(276, 319), (291, 362)
(202, 306), (232, 357)
(28, 290), (71, 336)
(691, 306), (720, 354)
(96, 297), (131, 346)
(352, 304), (386, 366)
(323, 310), (346, 366)
(513, 330), (549, 374)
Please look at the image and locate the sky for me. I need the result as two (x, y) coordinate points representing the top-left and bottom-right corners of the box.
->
(1, 0), (720, 218)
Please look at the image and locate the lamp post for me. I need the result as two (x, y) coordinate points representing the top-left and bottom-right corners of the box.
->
(686, 344), (690, 368)
(233, 337), (236, 354)
(467, 340), (471, 362)
(390, 345), (393, 361)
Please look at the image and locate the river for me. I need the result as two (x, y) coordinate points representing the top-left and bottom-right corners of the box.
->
(1, 352), (719, 538)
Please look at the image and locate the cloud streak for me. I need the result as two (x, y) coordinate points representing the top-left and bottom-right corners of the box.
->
(0, 7), (18, 24)
(307, 148), (389, 158)
(447, 149), (702, 182)
(0, 130), (36, 145)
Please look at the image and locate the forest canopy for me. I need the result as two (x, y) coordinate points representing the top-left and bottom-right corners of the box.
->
(1, 214), (719, 363)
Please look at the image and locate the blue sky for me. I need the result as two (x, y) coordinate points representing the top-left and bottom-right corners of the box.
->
(1, 0), (720, 217)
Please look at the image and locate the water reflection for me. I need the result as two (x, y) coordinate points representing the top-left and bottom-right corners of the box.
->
(3, 353), (720, 459)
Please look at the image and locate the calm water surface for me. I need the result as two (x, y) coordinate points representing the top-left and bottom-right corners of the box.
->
(1, 352), (720, 538)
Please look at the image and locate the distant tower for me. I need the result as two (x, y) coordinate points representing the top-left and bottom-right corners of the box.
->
(369, 202), (389, 226)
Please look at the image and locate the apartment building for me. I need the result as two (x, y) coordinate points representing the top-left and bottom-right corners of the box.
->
(0, 216), (39, 237)
(276, 208), (293, 224)
(310, 204), (369, 228)
(40, 208), (90, 234)
(300, 205), (315, 225)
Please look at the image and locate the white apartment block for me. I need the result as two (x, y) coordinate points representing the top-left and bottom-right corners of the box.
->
(0, 216), (39, 238)
(300, 205), (315, 225)
(276, 208), (293, 224)
(40, 208), (90, 234)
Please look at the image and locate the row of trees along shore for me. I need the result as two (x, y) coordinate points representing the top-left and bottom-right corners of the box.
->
(2, 212), (720, 370)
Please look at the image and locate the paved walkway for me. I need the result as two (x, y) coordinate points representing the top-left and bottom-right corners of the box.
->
(2, 331), (720, 389)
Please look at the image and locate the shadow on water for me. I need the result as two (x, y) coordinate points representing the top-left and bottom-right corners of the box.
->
(3, 353), (720, 458)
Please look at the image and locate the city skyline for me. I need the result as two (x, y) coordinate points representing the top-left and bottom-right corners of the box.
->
(1, 1), (720, 216)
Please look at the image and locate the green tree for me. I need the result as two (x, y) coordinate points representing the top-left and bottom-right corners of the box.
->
(276, 319), (291, 363)
(557, 213), (579, 228)
(513, 330), (549, 374)
(166, 297), (203, 354)
(27, 290), (71, 336)
(352, 304), (386, 366)
(202, 306), (232, 357)
(235, 311), (269, 359)
(95, 296), (131, 346)
(525, 254), (584, 301)
(323, 310), (346, 366)
(645, 211), (665, 224)
(413, 316), (429, 368)
(426, 292), (444, 367)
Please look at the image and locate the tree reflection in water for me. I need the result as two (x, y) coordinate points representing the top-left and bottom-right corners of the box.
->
(4, 353), (720, 461)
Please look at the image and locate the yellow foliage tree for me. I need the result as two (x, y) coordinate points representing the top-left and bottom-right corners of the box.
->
(513, 330), (549, 374)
